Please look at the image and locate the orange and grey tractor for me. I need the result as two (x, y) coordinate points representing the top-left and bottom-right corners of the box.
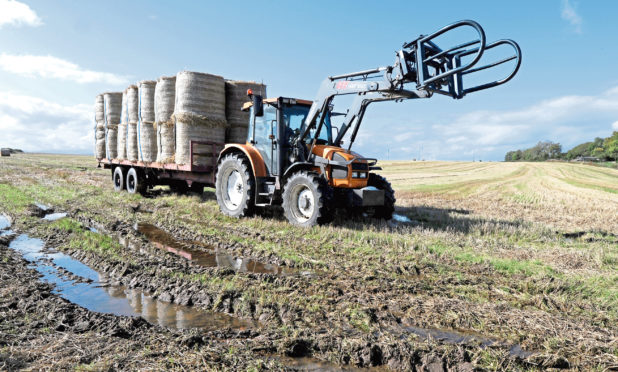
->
(215, 20), (521, 226)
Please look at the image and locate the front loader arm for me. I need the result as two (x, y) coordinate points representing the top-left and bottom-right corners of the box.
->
(300, 20), (522, 152)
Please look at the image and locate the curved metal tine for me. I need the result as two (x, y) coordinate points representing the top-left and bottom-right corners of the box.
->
(423, 39), (481, 63)
(417, 20), (487, 87)
(461, 39), (522, 95)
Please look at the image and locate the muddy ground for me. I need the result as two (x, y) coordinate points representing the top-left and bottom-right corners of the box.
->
(0, 154), (616, 371)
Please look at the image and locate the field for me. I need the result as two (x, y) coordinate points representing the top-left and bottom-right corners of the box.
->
(0, 154), (616, 371)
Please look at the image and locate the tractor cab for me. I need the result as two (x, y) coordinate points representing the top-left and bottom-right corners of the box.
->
(242, 95), (335, 177)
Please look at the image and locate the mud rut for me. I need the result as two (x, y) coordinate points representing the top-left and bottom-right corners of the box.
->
(0, 203), (571, 372)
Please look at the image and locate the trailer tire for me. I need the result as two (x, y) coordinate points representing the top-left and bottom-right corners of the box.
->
(126, 167), (146, 195)
(215, 154), (254, 218)
(366, 173), (395, 220)
(112, 167), (125, 192)
(282, 171), (334, 227)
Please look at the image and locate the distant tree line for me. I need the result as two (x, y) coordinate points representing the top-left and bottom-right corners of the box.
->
(505, 131), (618, 162)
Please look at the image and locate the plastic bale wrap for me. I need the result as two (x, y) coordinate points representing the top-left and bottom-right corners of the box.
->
(138, 80), (157, 162)
(95, 94), (105, 124)
(117, 90), (128, 160)
(155, 76), (176, 163)
(174, 71), (227, 166)
(106, 124), (118, 159)
(225, 80), (266, 143)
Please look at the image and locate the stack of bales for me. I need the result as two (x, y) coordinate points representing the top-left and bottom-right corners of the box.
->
(126, 85), (139, 162)
(154, 76), (176, 163)
(94, 94), (106, 159)
(225, 81), (266, 143)
(117, 90), (128, 160)
(174, 71), (227, 166)
(104, 92), (122, 159)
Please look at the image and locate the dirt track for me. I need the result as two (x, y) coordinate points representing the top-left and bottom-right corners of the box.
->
(0, 154), (616, 371)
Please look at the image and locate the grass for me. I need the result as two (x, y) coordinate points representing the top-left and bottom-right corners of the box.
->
(0, 154), (616, 370)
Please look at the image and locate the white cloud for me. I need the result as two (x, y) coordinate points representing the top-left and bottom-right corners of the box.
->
(561, 0), (582, 34)
(0, 0), (41, 28)
(0, 92), (93, 154)
(0, 54), (128, 85)
(355, 87), (618, 161)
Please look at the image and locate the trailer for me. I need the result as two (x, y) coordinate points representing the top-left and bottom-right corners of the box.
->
(99, 140), (223, 194)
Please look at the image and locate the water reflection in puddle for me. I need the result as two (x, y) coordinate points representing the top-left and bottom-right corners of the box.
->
(8, 234), (253, 331)
(392, 214), (412, 223)
(0, 214), (10, 230)
(136, 223), (297, 276)
(42, 212), (68, 221)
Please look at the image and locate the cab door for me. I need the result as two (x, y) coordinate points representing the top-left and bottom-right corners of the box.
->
(251, 105), (277, 175)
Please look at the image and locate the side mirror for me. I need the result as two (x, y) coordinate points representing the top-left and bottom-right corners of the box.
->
(253, 95), (264, 117)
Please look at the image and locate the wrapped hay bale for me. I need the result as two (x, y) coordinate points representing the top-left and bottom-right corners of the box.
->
(117, 90), (128, 160)
(95, 125), (106, 159)
(94, 94), (105, 159)
(174, 71), (227, 166)
(155, 75), (176, 163)
(104, 92), (122, 159)
(138, 80), (157, 162)
(126, 85), (139, 161)
(127, 123), (138, 162)
(95, 94), (105, 124)
(225, 80), (266, 143)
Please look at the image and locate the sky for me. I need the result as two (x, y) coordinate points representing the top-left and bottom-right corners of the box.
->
(1, 0), (618, 161)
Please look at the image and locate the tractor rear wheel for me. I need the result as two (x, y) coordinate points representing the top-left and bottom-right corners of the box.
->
(366, 173), (395, 219)
(112, 167), (124, 192)
(215, 154), (254, 218)
(282, 171), (334, 227)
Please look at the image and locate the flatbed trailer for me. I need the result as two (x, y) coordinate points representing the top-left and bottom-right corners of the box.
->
(98, 140), (224, 194)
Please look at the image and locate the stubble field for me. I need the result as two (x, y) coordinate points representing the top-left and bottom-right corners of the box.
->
(0, 154), (616, 371)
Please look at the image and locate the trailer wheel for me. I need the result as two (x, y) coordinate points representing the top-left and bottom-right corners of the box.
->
(126, 167), (146, 195)
(112, 167), (125, 192)
(282, 171), (334, 227)
(215, 154), (254, 217)
(366, 173), (395, 220)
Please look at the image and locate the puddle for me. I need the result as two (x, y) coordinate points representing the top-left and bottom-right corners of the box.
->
(9, 234), (253, 331)
(89, 227), (99, 233)
(0, 214), (10, 230)
(34, 202), (51, 211)
(42, 212), (67, 221)
(392, 214), (412, 223)
(274, 356), (382, 371)
(136, 223), (297, 276)
(401, 325), (533, 359)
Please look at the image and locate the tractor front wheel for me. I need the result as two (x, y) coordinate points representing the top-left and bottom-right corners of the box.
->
(366, 173), (395, 220)
(282, 171), (334, 227)
(215, 154), (254, 218)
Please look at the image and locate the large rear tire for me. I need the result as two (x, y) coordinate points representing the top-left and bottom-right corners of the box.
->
(215, 154), (254, 218)
(366, 173), (395, 220)
(113, 167), (125, 192)
(282, 171), (334, 227)
(126, 167), (146, 195)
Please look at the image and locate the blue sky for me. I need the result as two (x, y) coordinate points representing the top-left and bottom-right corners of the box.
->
(1, 0), (617, 160)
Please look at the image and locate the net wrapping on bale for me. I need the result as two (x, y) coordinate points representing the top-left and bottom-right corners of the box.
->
(174, 71), (227, 166)
(225, 81), (266, 143)
(138, 81), (157, 162)
(155, 76), (176, 163)
(95, 125), (106, 159)
(117, 90), (128, 160)
(103, 92), (122, 159)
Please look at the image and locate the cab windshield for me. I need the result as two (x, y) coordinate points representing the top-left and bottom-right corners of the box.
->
(282, 104), (332, 145)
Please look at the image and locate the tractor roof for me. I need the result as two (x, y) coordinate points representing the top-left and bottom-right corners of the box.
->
(241, 97), (313, 111)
